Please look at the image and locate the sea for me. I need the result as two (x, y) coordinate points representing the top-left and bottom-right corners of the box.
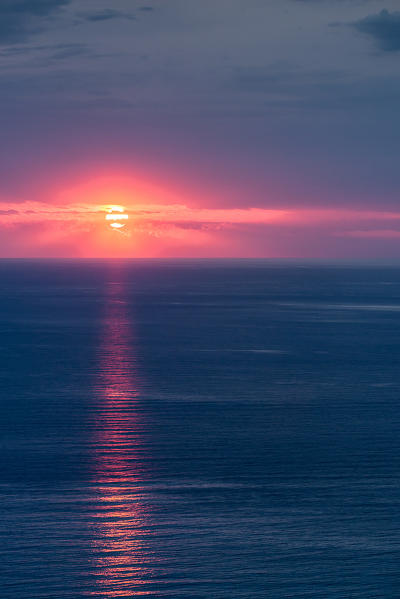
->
(1, 259), (399, 598)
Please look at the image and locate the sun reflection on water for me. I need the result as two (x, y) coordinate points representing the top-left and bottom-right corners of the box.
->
(89, 272), (154, 597)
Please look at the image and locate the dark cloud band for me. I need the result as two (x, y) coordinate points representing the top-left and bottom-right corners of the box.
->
(353, 10), (400, 52)
(0, 0), (69, 44)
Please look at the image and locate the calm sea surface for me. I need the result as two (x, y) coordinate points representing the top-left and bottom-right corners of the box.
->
(1, 260), (400, 598)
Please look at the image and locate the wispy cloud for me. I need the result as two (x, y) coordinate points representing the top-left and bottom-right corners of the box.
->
(79, 9), (135, 23)
(339, 230), (400, 238)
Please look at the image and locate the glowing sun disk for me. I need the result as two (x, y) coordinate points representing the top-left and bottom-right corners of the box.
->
(105, 206), (129, 230)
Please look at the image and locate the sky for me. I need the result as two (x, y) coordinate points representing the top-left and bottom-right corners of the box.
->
(1, 0), (400, 258)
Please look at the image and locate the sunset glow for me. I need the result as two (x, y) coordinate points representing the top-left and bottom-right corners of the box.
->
(0, 0), (399, 260)
(1, 170), (400, 258)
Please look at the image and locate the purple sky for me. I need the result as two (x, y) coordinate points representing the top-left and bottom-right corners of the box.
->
(1, 0), (400, 257)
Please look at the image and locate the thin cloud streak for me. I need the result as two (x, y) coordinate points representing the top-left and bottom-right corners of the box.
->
(2, 201), (400, 227)
(339, 230), (400, 238)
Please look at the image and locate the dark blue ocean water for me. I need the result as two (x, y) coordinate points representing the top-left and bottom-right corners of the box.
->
(1, 260), (400, 598)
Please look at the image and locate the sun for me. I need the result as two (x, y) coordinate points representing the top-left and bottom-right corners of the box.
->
(105, 205), (129, 230)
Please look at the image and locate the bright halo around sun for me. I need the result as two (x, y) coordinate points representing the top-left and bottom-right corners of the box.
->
(105, 205), (129, 230)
